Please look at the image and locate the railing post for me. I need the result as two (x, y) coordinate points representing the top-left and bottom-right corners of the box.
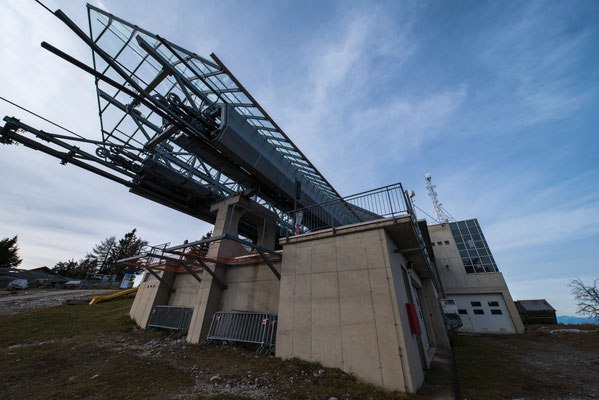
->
(386, 187), (396, 222)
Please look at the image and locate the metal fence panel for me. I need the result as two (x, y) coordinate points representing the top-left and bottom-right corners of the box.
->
(205, 310), (278, 354)
(147, 305), (194, 333)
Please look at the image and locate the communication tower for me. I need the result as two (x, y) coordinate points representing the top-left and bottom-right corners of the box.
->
(425, 173), (449, 224)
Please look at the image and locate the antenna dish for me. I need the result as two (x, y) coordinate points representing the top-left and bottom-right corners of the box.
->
(406, 189), (415, 198)
(424, 172), (432, 180)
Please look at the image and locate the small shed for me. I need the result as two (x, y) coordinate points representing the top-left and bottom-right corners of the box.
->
(515, 299), (557, 325)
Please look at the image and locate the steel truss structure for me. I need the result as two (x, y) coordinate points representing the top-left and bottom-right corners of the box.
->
(1, 4), (354, 241)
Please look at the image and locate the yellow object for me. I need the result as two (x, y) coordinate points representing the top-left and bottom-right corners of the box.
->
(89, 287), (138, 305)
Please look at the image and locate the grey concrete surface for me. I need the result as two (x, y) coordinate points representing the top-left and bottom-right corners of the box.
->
(0, 289), (113, 315)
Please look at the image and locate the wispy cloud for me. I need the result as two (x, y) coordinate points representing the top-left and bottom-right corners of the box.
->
(474, 2), (596, 131)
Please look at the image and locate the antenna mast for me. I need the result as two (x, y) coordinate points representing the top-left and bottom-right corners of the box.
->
(425, 173), (449, 224)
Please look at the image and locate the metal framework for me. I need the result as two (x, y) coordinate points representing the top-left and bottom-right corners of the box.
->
(1, 4), (349, 241)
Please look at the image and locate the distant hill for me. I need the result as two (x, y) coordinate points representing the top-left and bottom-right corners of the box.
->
(557, 316), (599, 325)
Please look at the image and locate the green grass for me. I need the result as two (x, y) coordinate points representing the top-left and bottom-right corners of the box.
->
(0, 297), (191, 399)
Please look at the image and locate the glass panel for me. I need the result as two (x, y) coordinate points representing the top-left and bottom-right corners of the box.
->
(466, 239), (475, 248)
(483, 264), (494, 273)
(466, 220), (476, 228)
(491, 309), (502, 315)
(454, 236), (463, 243)
(444, 240), (450, 245)
(474, 264), (484, 273)
(464, 265), (475, 273)
(457, 243), (466, 250)
(468, 249), (478, 257)
(471, 301), (481, 307)
(481, 256), (491, 264)
(458, 309), (468, 314)
(488, 301), (499, 307)
(458, 221), (467, 229)
(473, 309), (484, 315)
(459, 250), (469, 258)
(460, 228), (470, 236)
(474, 240), (484, 248)
(472, 233), (481, 241)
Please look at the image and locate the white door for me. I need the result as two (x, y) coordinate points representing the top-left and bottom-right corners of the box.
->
(450, 294), (516, 333)
(412, 286), (430, 350)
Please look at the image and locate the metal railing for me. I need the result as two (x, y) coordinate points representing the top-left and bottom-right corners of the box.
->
(205, 310), (278, 355)
(289, 182), (410, 235)
(147, 305), (194, 333)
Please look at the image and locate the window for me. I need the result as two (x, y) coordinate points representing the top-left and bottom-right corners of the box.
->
(471, 301), (481, 307)
(488, 301), (499, 307)
(437, 241), (442, 246)
(450, 219), (499, 275)
(473, 309), (484, 315)
(446, 299), (456, 305)
(431, 242), (435, 246)
(458, 309), (468, 315)
(491, 309), (502, 315)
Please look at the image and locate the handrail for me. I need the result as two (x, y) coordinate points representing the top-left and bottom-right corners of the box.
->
(288, 182), (411, 235)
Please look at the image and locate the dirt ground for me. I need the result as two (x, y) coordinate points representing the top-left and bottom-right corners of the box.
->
(0, 296), (418, 400)
(453, 324), (599, 400)
(0, 289), (113, 315)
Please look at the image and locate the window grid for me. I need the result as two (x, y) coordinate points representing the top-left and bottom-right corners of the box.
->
(449, 219), (499, 274)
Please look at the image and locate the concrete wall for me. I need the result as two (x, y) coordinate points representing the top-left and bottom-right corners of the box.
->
(428, 223), (524, 333)
(220, 261), (280, 313)
(130, 271), (174, 328)
(129, 259), (281, 342)
(277, 221), (446, 393)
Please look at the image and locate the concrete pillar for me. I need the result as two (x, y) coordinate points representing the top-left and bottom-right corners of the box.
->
(185, 195), (278, 343)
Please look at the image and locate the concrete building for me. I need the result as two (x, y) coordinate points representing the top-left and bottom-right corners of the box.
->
(428, 219), (524, 334)
(128, 193), (451, 393)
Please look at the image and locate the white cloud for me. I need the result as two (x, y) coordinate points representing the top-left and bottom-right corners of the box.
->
(485, 203), (599, 252)
(475, 5), (595, 131)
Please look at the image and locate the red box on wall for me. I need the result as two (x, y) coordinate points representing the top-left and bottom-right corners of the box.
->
(406, 303), (422, 334)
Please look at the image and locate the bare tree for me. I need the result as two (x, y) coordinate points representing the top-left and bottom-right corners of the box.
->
(569, 278), (599, 319)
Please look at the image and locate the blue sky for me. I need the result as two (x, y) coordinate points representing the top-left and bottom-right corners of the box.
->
(0, 0), (598, 315)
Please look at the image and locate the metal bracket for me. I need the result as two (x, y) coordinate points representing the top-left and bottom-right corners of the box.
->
(163, 250), (228, 290)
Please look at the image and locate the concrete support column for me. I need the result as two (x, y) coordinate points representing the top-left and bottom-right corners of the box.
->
(185, 195), (278, 343)
(130, 270), (175, 328)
